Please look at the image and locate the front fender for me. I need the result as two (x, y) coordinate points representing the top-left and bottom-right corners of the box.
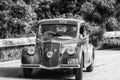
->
(21, 47), (40, 64)
(76, 47), (83, 64)
(88, 44), (94, 63)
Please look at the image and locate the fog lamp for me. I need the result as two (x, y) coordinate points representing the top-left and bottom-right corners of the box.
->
(47, 51), (53, 58)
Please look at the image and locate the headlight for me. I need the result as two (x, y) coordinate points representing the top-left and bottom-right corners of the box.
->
(67, 47), (75, 55)
(27, 46), (35, 55)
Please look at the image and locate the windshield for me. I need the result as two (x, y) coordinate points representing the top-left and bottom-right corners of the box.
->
(40, 24), (77, 38)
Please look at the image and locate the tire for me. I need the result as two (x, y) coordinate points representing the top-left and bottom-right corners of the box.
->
(86, 58), (94, 72)
(74, 55), (83, 80)
(23, 68), (32, 78)
(86, 49), (94, 72)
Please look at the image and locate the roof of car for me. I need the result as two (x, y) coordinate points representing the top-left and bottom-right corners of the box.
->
(39, 18), (85, 25)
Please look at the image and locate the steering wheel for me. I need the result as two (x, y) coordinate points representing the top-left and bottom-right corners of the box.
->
(44, 31), (56, 37)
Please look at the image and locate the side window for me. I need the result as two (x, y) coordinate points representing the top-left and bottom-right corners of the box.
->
(80, 25), (85, 36)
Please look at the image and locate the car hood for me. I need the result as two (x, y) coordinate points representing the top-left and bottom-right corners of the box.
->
(38, 36), (78, 45)
(51, 36), (78, 44)
(53, 36), (73, 41)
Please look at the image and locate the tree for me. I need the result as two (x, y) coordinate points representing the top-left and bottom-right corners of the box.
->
(0, 0), (119, 39)
(92, 0), (116, 21)
(105, 17), (119, 31)
(80, 2), (95, 22)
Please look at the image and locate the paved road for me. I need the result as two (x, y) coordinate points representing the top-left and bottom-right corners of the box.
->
(0, 50), (120, 80)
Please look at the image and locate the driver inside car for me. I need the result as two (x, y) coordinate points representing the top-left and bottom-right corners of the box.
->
(56, 25), (67, 35)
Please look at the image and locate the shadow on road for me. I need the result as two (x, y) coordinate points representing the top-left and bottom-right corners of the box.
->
(99, 48), (120, 51)
(0, 68), (23, 78)
(32, 69), (74, 80)
(0, 67), (74, 80)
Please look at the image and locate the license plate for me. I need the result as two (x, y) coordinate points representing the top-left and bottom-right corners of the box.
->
(68, 59), (78, 64)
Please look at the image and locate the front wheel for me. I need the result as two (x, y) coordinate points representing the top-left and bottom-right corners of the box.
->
(86, 49), (94, 72)
(74, 55), (83, 80)
(86, 57), (94, 72)
(23, 68), (33, 78)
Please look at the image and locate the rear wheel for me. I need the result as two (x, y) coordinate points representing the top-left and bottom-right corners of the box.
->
(74, 55), (83, 80)
(23, 68), (32, 78)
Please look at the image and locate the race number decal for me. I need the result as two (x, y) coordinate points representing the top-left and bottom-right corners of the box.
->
(59, 20), (67, 24)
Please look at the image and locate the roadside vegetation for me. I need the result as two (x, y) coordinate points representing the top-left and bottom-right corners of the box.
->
(0, 0), (120, 61)
(0, 47), (22, 62)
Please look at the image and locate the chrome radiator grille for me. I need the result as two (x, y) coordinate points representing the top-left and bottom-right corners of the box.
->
(41, 42), (60, 67)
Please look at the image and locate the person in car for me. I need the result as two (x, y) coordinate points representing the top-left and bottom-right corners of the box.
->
(56, 25), (67, 35)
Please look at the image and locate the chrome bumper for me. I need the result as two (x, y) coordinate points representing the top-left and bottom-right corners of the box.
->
(21, 64), (80, 69)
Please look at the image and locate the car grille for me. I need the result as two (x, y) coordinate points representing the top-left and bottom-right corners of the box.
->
(41, 42), (60, 67)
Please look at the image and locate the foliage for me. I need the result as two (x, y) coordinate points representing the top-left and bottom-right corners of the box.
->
(81, 2), (95, 15)
(0, 47), (21, 61)
(10, 4), (27, 19)
(89, 25), (104, 47)
(0, 0), (12, 11)
(0, 0), (120, 47)
(100, 38), (120, 49)
(0, 0), (37, 38)
(105, 17), (119, 31)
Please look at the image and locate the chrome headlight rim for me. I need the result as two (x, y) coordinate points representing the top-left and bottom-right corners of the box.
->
(67, 47), (75, 55)
(27, 46), (35, 55)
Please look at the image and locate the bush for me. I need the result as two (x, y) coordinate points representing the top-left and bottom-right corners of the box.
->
(10, 4), (27, 19)
(0, 47), (22, 62)
(83, 23), (104, 47)
(99, 38), (120, 49)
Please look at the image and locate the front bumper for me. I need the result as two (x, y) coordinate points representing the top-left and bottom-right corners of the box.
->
(21, 64), (80, 69)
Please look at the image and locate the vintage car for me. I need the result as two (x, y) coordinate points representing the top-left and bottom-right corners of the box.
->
(21, 18), (95, 80)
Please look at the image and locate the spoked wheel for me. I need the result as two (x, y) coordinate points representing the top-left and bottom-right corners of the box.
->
(23, 68), (33, 78)
(74, 55), (83, 80)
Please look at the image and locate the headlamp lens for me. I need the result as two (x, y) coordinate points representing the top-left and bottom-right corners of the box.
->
(67, 47), (75, 55)
(27, 46), (35, 55)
